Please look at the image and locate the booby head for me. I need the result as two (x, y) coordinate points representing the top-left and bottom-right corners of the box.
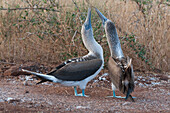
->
(95, 7), (124, 59)
(94, 8), (108, 27)
(81, 8), (93, 38)
(81, 8), (104, 60)
(84, 8), (92, 30)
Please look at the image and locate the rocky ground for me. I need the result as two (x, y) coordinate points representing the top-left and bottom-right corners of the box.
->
(0, 63), (169, 112)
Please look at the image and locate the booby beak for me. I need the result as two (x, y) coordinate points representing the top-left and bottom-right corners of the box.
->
(95, 8), (107, 26)
(84, 8), (92, 30)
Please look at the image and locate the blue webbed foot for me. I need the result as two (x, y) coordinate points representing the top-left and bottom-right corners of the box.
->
(74, 87), (88, 97)
(107, 90), (136, 99)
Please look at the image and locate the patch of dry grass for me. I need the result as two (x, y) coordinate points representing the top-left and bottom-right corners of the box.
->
(0, 0), (169, 72)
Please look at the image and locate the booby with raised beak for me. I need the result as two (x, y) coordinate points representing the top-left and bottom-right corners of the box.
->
(22, 8), (104, 97)
(95, 8), (135, 101)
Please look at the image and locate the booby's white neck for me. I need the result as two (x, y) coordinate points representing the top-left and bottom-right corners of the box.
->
(81, 26), (103, 60)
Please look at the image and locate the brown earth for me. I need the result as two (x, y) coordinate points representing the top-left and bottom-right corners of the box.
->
(0, 64), (169, 113)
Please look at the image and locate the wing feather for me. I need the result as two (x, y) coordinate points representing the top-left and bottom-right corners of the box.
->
(108, 56), (135, 101)
(49, 59), (103, 81)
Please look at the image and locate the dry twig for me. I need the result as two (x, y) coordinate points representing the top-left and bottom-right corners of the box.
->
(0, 7), (59, 12)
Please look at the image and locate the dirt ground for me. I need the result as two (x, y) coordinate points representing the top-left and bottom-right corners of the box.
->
(0, 65), (169, 112)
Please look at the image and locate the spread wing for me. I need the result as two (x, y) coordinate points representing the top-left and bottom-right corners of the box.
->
(108, 57), (122, 89)
(108, 56), (135, 101)
(49, 59), (103, 81)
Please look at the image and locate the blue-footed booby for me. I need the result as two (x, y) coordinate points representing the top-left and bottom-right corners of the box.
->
(22, 8), (104, 97)
(95, 8), (135, 101)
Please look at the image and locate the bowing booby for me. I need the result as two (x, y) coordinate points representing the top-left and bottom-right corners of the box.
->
(95, 8), (135, 101)
(22, 8), (104, 97)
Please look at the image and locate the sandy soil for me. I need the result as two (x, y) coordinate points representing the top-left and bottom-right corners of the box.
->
(0, 69), (169, 112)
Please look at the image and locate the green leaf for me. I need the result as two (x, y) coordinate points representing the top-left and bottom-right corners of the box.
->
(42, 0), (47, 3)
(8, 8), (11, 13)
(16, 4), (20, 8)
(132, 38), (135, 42)
(145, 59), (148, 63)
(148, 62), (152, 65)
(31, 18), (35, 22)
(142, 1), (147, 5)
(25, 11), (28, 16)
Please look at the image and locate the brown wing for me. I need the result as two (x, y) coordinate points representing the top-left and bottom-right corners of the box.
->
(108, 56), (122, 89)
(108, 56), (135, 101)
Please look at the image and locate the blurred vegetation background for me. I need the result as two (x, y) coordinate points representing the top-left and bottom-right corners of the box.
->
(0, 0), (169, 72)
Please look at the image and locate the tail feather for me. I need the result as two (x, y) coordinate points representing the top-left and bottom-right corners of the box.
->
(36, 80), (48, 85)
(22, 69), (57, 83)
(129, 95), (135, 102)
(125, 89), (130, 100)
(125, 86), (135, 102)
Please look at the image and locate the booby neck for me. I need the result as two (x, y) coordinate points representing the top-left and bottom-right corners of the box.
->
(95, 8), (124, 59)
(105, 20), (124, 59)
(81, 8), (103, 60)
